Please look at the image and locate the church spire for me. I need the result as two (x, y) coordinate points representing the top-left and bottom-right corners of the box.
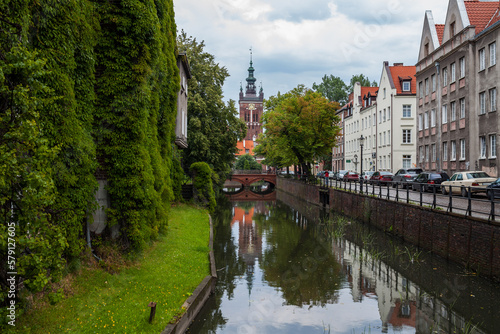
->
(245, 47), (257, 96)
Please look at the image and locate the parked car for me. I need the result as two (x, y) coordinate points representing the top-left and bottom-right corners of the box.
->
(486, 177), (500, 200)
(316, 171), (325, 178)
(441, 171), (496, 197)
(369, 171), (393, 185)
(336, 170), (348, 180)
(343, 171), (359, 182)
(411, 172), (450, 192)
(360, 171), (374, 182)
(392, 168), (423, 188)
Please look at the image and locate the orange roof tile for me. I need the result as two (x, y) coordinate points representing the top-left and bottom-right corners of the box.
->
(464, 0), (500, 34)
(236, 140), (255, 156)
(389, 65), (417, 95)
(435, 24), (445, 44)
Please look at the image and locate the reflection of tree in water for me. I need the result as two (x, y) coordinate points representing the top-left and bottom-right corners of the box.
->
(254, 202), (343, 307)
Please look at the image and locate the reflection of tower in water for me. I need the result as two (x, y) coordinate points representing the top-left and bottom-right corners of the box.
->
(231, 204), (265, 268)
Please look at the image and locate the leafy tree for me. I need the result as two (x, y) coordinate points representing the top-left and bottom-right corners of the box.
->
(312, 75), (348, 105)
(234, 154), (262, 170)
(348, 74), (377, 92)
(177, 31), (246, 184)
(256, 85), (341, 177)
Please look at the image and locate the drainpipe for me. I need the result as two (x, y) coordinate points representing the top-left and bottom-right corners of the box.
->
(391, 93), (394, 171)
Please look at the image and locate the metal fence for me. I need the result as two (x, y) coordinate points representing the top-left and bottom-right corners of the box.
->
(286, 175), (500, 222)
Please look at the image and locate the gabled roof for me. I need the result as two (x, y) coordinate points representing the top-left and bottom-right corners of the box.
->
(388, 65), (417, 95)
(464, 0), (500, 34)
(361, 87), (378, 97)
(435, 24), (445, 44)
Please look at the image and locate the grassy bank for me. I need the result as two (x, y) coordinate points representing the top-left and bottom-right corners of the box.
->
(10, 204), (210, 333)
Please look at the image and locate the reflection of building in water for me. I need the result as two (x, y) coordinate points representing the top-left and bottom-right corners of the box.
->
(231, 204), (265, 267)
(335, 238), (485, 333)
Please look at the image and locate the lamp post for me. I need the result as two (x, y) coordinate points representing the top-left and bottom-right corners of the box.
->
(359, 135), (365, 193)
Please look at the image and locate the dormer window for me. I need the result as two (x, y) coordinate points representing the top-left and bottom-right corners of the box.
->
(402, 81), (411, 92)
(450, 22), (455, 37)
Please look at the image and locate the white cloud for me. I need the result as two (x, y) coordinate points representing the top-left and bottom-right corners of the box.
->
(174, 0), (449, 102)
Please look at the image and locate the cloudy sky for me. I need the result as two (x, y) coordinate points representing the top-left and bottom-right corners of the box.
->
(174, 0), (449, 103)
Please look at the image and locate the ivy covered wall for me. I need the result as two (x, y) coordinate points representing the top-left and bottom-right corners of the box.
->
(0, 0), (179, 317)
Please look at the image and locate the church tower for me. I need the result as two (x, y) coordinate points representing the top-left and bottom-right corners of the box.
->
(239, 50), (264, 143)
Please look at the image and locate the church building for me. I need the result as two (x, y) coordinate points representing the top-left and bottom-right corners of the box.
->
(236, 53), (264, 157)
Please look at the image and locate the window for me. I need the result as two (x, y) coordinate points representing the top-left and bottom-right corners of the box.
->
(443, 142), (448, 161)
(460, 98), (466, 118)
(402, 156), (411, 169)
(419, 146), (424, 162)
(419, 81), (423, 98)
(402, 81), (411, 92)
(490, 134), (497, 158)
(431, 109), (436, 127)
(383, 109), (386, 122)
(418, 114), (423, 131)
(490, 42), (496, 66)
(460, 139), (466, 160)
(424, 111), (429, 129)
(425, 78), (429, 95)
(403, 105), (411, 118)
(480, 136), (486, 158)
(379, 110), (382, 123)
(432, 144), (436, 162)
(403, 129), (411, 144)
(384, 88), (386, 99)
(373, 113), (376, 126)
(479, 48), (485, 71)
(459, 57), (465, 78)
(388, 130), (391, 145)
(383, 131), (386, 145)
(425, 145), (429, 162)
(443, 67), (448, 86)
(388, 107), (391, 120)
(490, 88), (497, 111)
(451, 141), (456, 160)
(442, 104), (448, 124)
(450, 21), (455, 36)
(480, 92), (486, 114)
(431, 74), (436, 92)
(451, 101), (456, 121)
(451, 62), (456, 82)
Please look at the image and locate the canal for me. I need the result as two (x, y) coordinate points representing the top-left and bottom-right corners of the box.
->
(187, 191), (500, 334)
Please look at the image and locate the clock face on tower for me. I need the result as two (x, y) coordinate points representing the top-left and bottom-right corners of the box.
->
(248, 103), (256, 111)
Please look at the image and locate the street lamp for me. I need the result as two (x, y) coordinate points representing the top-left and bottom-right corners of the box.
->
(359, 135), (365, 192)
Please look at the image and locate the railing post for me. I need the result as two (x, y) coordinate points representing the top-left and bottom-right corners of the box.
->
(406, 184), (410, 204)
(395, 183), (399, 202)
(448, 185), (453, 213)
(432, 186), (436, 209)
(467, 186), (472, 216)
(419, 185), (423, 207)
(490, 195), (495, 221)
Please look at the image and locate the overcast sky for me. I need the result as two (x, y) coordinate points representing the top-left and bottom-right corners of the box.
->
(174, 0), (449, 103)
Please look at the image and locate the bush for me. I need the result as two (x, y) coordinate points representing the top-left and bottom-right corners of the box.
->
(190, 162), (216, 212)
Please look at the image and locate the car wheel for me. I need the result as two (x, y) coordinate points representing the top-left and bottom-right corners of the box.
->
(441, 186), (448, 195)
(461, 187), (468, 197)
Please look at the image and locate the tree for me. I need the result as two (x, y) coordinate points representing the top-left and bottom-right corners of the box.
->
(256, 85), (341, 177)
(312, 75), (348, 105)
(177, 31), (246, 184)
(348, 74), (377, 92)
(234, 154), (262, 170)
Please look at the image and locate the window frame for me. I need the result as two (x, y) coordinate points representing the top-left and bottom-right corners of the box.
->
(450, 101), (456, 121)
(490, 87), (497, 112)
(402, 105), (411, 118)
(442, 104), (448, 124)
(480, 91), (486, 115)
(450, 62), (456, 82)
(480, 136), (486, 159)
(402, 129), (411, 144)
(479, 48), (486, 71)
(443, 142), (448, 161)
(460, 98), (466, 119)
(451, 141), (456, 161)
(489, 42), (496, 67)
(459, 57), (465, 78)
(460, 139), (466, 160)
(490, 134), (497, 158)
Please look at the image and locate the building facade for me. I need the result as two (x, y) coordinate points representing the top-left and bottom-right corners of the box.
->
(416, 0), (500, 177)
(175, 52), (191, 149)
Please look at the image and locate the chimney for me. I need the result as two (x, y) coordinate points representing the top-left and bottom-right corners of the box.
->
(393, 62), (404, 66)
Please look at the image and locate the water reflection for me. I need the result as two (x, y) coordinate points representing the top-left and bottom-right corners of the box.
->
(188, 198), (499, 334)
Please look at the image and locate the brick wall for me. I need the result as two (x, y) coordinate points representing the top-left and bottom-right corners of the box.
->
(277, 177), (500, 281)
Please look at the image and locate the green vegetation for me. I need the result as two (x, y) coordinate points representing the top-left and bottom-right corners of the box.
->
(177, 31), (246, 185)
(234, 154), (262, 170)
(9, 204), (210, 334)
(254, 85), (340, 175)
(190, 162), (217, 212)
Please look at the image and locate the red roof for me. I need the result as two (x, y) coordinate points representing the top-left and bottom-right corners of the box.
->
(485, 7), (500, 29)
(435, 24), (445, 44)
(389, 65), (417, 95)
(464, 0), (500, 34)
(361, 86), (378, 97)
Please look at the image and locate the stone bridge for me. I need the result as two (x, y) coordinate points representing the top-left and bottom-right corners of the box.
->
(226, 188), (276, 201)
(227, 172), (277, 187)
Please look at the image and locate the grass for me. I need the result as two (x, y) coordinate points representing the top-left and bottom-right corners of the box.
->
(10, 203), (210, 334)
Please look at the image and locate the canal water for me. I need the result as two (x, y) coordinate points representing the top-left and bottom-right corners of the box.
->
(188, 191), (500, 334)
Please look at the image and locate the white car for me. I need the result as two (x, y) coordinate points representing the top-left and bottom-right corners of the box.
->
(441, 171), (497, 196)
